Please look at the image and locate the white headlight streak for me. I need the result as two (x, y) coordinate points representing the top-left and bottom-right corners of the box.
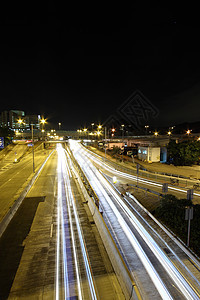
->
(56, 144), (98, 300)
(69, 140), (200, 300)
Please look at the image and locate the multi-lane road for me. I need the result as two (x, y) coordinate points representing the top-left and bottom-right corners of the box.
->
(1, 140), (200, 299)
(69, 140), (200, 299)
(1, 143), (124, 299)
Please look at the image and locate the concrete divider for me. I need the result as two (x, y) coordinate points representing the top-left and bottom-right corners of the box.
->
(0, 150), (55, 238)
(73, 165), (141, 300)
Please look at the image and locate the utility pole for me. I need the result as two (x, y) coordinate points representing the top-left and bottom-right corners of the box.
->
(104, 126), (107, 161)
(31, 124), (35, 173)
(121, 124), (124, 163)
(185, 189), (194, 247)
(185, 206), (193, 247)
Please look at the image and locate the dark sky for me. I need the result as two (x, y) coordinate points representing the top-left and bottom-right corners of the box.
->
(1, 3), (200, 130)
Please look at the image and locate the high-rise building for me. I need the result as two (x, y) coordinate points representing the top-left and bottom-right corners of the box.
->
(24, 115), (41, 130)
(9, 110), (25, 129)
(0, 110), (41, 130)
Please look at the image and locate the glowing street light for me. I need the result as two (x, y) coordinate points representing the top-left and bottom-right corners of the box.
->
(17, 119), (23, 125)
(186, 129), (191, 135)
(154, 131), (158, 136)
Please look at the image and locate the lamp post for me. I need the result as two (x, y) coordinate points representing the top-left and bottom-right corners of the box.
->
(121, 124), (124, 163)
(58, 122), (61, 130)
(40, 118), (46, 141)
(104, 126), (107, 161)
(31, 124), (35, 173)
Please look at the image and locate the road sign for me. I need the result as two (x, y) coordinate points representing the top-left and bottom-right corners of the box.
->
(185, 206), (194, 247)
(185, 207), (193, 220)
(0, 137), (4, 149)
(162, 183), (168, 193)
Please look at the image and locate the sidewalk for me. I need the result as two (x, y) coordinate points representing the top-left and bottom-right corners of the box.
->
(134, 158), (200, 180)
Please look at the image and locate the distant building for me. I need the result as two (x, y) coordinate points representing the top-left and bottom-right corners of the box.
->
(9, 110), (25, 129)
(138, 146), (160, 162)
(24, 115), (41, 130)
(0, 110), (9, 128)
(0, 110), (41, 130)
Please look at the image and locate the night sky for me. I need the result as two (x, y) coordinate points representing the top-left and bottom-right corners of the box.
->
(1, 3), (200, 130)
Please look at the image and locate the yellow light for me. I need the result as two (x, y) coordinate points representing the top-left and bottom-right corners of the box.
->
(97, 131), (101, 135)
(83, 128), (87, 132)
(168, 131), (172, 135)
(154, 131), (158, 136)
(18, 119), (23, 124)
(186, 130), (191, 135)
(111, 128), (115, 132)
(40, 118), (46, 124)
(98, 125), (102, 129)
(113, 176), (117, 183)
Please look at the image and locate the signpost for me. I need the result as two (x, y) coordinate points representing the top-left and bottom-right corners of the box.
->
(185, 206), (193, 247)
(162, 183), (168, 194)
(136, 163), (139, 188)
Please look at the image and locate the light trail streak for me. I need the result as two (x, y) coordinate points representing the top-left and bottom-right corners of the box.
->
(56, 144), (82, 299)
(76, 142), (200, 197)
(70, 141), (173, 300)
(56, 145), (70, 299)
(69, 140), (200, 300)
(64, 148), (98, 300)
(78, 142), (200, 272)
(97, 173), (200, 300)
(57, 144), (98, 300)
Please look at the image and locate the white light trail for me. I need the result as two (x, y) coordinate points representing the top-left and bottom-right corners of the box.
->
(76, 142), (200, 197)
(69, 140), (200, 300)
(57, 144), (98, 300)
(56, 144), (70, 300)
(69, 141), (172, 300)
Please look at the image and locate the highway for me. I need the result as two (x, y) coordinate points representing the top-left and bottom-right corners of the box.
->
(4, 143), (124, 299)
(69, 140), (200, 300)
(56, 144), (98, 299)
(0, 143), (54, 223)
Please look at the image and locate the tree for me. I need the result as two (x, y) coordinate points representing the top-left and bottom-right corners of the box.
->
(167, 140), (200, 166)
(154, 194), (200, 256)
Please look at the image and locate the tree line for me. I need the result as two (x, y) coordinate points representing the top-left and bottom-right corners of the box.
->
(154, 194), (200, 256)
(167, 139), (200, 166)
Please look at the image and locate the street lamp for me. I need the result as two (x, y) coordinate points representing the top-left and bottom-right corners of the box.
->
(121, 124), (124, 162)
(58, 122), (61, 130)
(111, 128), (115, 137)
(40, 118), (47, 140)
(186, 129), (191, 135)
(98, 124), (102, 130)
(154, 131), (158, 137)
(145, 125), (149, 135)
